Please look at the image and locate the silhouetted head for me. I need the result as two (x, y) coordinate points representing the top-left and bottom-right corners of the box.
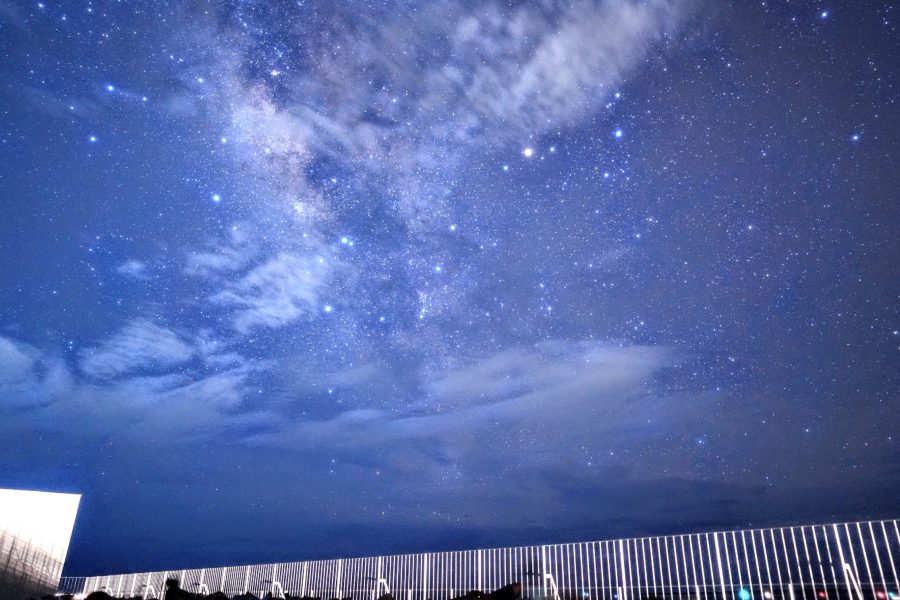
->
(166, 578), (181, 590)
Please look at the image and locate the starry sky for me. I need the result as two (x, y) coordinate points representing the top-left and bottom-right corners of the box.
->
(1, 0), (898, 578)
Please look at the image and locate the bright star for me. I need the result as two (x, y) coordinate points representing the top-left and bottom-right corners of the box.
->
(105, 84), (115, 92)
(212, 194), (221, 203)
(323, 305), (333, 313)
(522, 147), (534, 158)
(88, 135), (98, 143)
(820, 10), (829, 19)
(614, 129), (623, 138)
(851, 133), (860, 141)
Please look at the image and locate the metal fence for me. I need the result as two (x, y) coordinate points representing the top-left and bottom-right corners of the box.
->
(60, 520), (900, 600)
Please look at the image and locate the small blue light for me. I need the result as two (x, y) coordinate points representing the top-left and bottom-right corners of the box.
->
(820, 10), (829, 19)
(739, 588), (752, 600)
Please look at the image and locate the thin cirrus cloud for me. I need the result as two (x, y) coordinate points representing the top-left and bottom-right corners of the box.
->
(78, 319), (195, 380)
(0, 332), (263, 440)
(246, 342), (675, 460)
(0, 336), (72, 408)
(116, 259), (150, 279)
(210, 252), (334, 333)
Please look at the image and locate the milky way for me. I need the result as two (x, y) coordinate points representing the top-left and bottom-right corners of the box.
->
(0, 0), (897, 575)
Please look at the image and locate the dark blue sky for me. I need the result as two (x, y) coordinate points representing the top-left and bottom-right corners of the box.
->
(1, 0), (898, 577)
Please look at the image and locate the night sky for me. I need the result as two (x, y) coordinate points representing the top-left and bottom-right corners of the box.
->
(1, 0), (898, 578)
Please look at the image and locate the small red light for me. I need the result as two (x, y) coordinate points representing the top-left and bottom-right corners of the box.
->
(817, 592), (826, 599)
(876, 593), (887, 600)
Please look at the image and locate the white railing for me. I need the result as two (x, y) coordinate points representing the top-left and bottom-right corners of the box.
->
(61, 519), (900, 600)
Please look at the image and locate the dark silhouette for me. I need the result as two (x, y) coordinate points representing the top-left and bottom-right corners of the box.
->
(490, 583), (521, 600)
(450, 582), (521, 600)
(40, 580), (524, 600)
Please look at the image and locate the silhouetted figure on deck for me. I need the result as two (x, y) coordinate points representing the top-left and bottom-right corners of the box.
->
(488, 582), (521, 600)
(450, 581), (521, 600)
(163, 578), (197, 600)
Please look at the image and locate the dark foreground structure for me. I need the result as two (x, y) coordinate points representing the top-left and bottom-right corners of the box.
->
(60, 519), (899, 600)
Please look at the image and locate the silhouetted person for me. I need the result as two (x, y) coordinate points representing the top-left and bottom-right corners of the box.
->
(165, 578), (197, 600)
(489, 582), (521, 600)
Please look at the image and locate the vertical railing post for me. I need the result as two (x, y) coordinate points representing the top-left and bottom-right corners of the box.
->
(477, 550), (483, 592)
(542, 546), (549, 598)
(423, 554), (429, 600)
(337, 559), (343, 598)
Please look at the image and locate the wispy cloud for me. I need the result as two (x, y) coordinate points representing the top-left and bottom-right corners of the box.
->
(211, 252), (334, 333)
(1, 335), (262, 441)
(239, 341), (704, 526)
(0, 337), (72, 408)
(184, 225), (258, 279)
(248, 341), (675, 460)
(452, 0), (685, 136)
(116, 259), (149, 279)
(79, 319), (195, 379)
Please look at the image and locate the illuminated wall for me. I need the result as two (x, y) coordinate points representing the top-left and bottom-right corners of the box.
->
(65, 519), (898, 600)
(0, 489), (80, 600)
